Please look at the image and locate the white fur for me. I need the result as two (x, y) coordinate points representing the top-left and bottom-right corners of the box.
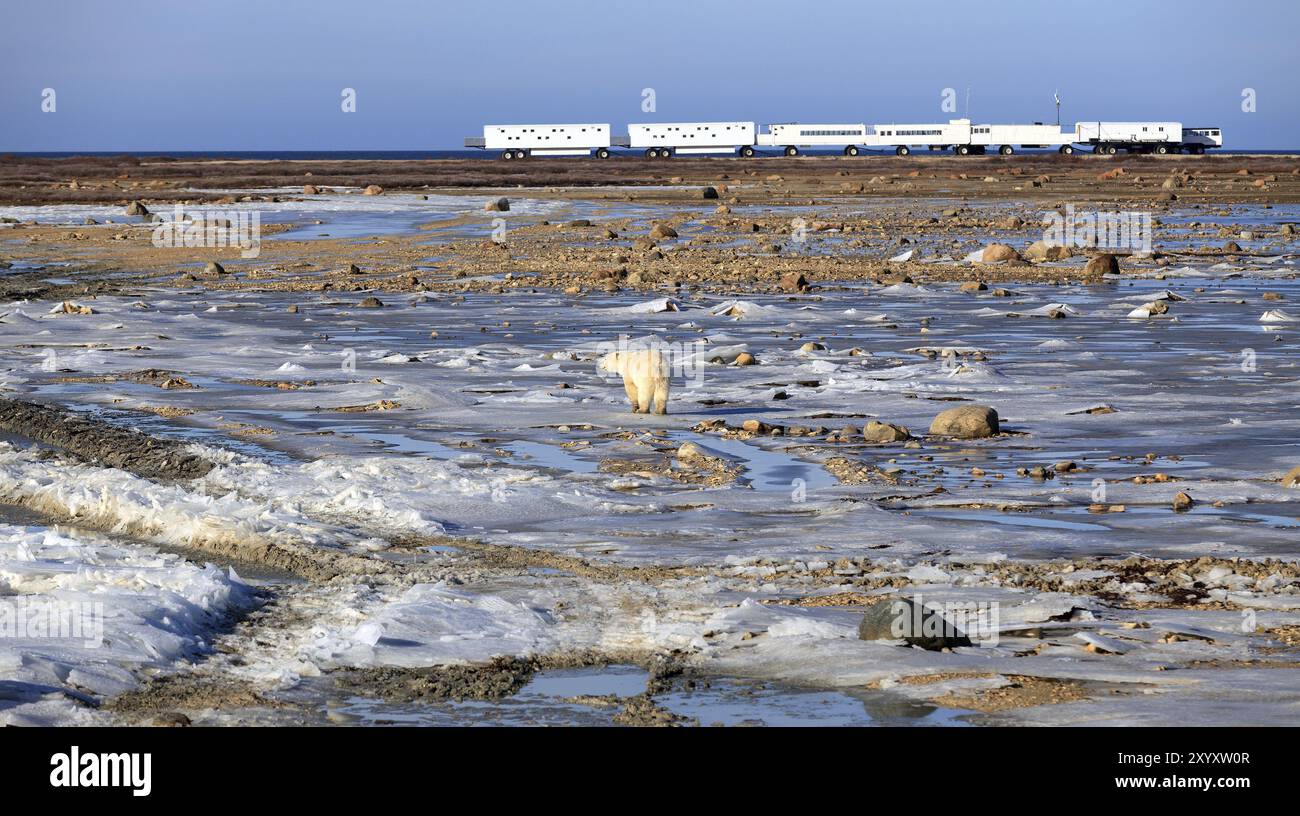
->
(599, 349), (670, 414)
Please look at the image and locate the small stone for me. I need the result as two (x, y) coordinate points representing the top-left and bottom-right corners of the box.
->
(1172, 491), (1194, 512)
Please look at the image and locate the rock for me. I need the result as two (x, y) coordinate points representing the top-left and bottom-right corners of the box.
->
(362, 184), (383, 196)
(567, 219), (591, 227)
(357, 296), (384, 308)
(675, 441), (714, 465)
(1171, 491), (1194, 512)
(347, 263), (363, 275)
(649, 223), (678, 240)
(303, 184), (319, 195)
(714, 205), (731, 215)
(995, 215), (1024, 229)
(1282, 466), (1300, 488)
(929, 404), (1000, 439)
(732, 352), (757, 366)
(1084, 254), (1120, 276)
(204, 261), (226, 275)
(779, 271), (809, 293)
(1025, 239), (1072, 261)
(485, 197), (510, 212)
(1280, 224), (1296, 236)
(858, 597), (972, 651)
(798, 341), (826, 352)
(862, 421), (911, 443)
(701, 186), (719, 199)
(980, 243), (1022, 263)
(741, 419), (769, 434)
(1223, 241), (1242, 253)
(959, 281), (987, 293)
(124, 200), (150, 217)
(286, 304), (299, 313)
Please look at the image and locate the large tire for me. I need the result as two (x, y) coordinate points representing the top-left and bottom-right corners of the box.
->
(956, 145), (970, 156)
(596, 147), (610, 159)
(844, 145), (860, 156)
(644, 148), (658, 159)
(1059, 144), (1075, 155)
(999, 145), (1014, 156)
(784, 146), (799, 157)
(740, 145), (755, 158)
(1154, 144), (1169, 155)
(659, 148), (672, 159)
(501, 150), (514, 160)
(896, 145), (910, 156)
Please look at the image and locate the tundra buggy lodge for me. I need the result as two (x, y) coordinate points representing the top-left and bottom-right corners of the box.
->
(464, 119), (1223, 158)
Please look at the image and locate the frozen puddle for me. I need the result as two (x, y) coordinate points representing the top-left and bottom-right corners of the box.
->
(327, 666), (970, 727)
(670, 432), (836, 492)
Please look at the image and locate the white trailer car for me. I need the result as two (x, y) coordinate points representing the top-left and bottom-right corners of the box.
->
(1073, 122), (1184, 154)
(465, 124), (614, 159)
(870, 119), (1077, 155)
(1179, 127), (1223, 154)
(627, 122), (756, 158)
(756, 123), (870, 156)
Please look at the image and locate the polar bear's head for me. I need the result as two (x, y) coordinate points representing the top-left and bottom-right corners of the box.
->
(597, 351), (622, 374)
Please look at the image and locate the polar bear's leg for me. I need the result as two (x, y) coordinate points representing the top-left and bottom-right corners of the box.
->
(652, 377), (669, 415)
(635, 377), (653, 413)
(622, 376), (640, 412)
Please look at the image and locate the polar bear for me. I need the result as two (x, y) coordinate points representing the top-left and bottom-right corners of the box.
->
(598, 348), (670, 415)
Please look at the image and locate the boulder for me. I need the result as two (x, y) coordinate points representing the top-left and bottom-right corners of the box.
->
(701, 186), (719, 199)
(124, 200), (150, 217)
(204, 261), (226, 275)
(1283, 466), (1300, 488)
(485, 197), (510, 212)
(858, 597), (972, 651)
(357, 296), (384, 308)
(779, 271), (808, 292)
(862, 420), (911, 443)
(649, 223), (678, 240)
(980, 243), (1022, 263)
(1084, 253), (1120, 276)
(1025, 240), (1072, 262)
(303, 184), (319, 195)
(959, 281), (987, 293)
(929, 404), (1000, 439)
(362, 184), (384, 196)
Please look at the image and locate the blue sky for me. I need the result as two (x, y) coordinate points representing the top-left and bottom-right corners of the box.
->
(2, 0), (1297, 150)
